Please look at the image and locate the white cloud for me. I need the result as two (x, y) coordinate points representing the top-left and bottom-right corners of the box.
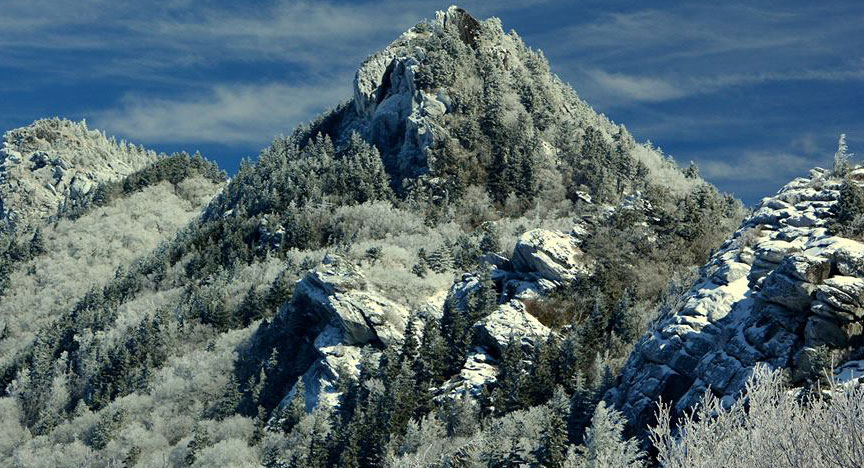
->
(699, 151), (825, 183)
(581, 65), (864, 104)
(93, 80), (351, 144)
(583, 69), (688, 102)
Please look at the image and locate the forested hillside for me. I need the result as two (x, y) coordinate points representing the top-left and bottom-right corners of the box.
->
(15, 6), (864, 468)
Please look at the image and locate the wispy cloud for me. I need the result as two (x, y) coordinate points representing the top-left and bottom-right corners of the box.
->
(581, 65), (864, 104)
(700, 151), (823, 183)
(94, 80), (351, 144)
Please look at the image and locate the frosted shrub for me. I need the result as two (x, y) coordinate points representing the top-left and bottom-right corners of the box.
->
(651, 366), (864, 468)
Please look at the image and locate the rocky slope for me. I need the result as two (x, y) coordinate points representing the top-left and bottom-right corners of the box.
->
(0, 118), (158, 233)
(610, 167), (864, 429)
(277, 226), (590, 412)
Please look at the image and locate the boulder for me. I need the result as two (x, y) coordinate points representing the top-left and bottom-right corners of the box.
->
(710, 261), (750, 285)
(774, 254), (831, 284)
(437, 347), (497, 399)
(815, 276), (864, 320)
(447, 273), (484, 313)
(754, 239), (800, 264)
(511, 229), (592, 283)
(297, 326), (365, 410)
(757, 272), (816, 312)
(834, 242), (864, 277)
(473, 300), (550, 354)
(804, 315), (849, 348)
(294, 254), (409, 346)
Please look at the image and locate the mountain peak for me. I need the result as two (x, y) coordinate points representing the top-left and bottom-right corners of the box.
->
(0, 118), (158, 232)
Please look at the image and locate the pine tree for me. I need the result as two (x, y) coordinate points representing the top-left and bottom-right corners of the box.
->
(252, 404), (269, 443)
(610, 293), (637, 343)
(415, 318), (447, 404)
(441, 303), (472, 375)
(426, 245), (454, 273)
(468, 267), (498, 321)
(29, 227), (46, 257)
(89, 408), (126, 450)
(576, 402), (643, 467)
(568, 373), (595, 444)
(534, 386), (571, 467)
(531, 335), (561, 405)
(213, 374), (243, 419)
(834, 133), (853, 176)
(305, 410), (330, 468)
(239, 286), (266, 326)
(494, 336), (529, 414)
(479, 222), (501, 254)
(280, 377), (307, 434)
(399, 314), (419, 365)
(185, 425), (211, 466)
(338, 420), (363, 468)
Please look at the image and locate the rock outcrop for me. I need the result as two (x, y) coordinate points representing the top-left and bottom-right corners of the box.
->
(278, 254), (410, 409)
(609, 170), (864, 429)
(474, 300), (550, 354)
(0, 118), (158, 232)
(293, 254), (409, 347)
(511, 228), (593, 283)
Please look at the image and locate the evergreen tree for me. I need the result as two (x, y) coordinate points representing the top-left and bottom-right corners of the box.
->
(493, 336), (529, 414)
(426, 244), (454, 273)
(306, 410), (330, 468)
(441, 302), (473, 375)
(534, 386), (571, 467)
(531, 334), (561, 405)
(185, 425), (211, 466)
(568, 373), (595, 444)
(576, 402), (643, 467)
(479, 222), (501, 254)
(610, 293), (637, 343)
(415, 318), (448, 402)
(29, 227), (46, 257)
(834, 133), (853, 176)
(213, 374), (243, 419)
(89, 408), (126, 450)
(281, 377), (307, 434)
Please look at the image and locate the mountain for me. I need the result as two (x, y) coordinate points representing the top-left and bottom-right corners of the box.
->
(0, 6), (757, 467)
(0, 121), (226, 376)
(610, 162), (864, 431)
(0, 119), (159, 233)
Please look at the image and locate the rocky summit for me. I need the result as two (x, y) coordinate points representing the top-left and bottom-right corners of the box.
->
(0, 118), (158, 232)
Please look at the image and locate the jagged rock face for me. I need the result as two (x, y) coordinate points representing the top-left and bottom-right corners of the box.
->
(609, 170), (864, 429)
(0, 118), (158, 232)
(511, 228), (593, 284)
(474, 300), (550, 354)
(437, 347), (497, 399)
(280, 326), (370, 412)
(351, 7), (479, 170)
(293, 254), (409, 346)
(285, 224), (587, 410)
(278, 254), (413, 410)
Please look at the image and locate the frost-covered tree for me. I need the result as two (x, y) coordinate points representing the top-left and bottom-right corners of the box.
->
(651, 366), (864, 468)
(833, 133), (853, 176)
(575, 402), (643, 467)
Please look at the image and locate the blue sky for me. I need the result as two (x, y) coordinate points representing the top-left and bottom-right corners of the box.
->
(1, 1), (862, 204)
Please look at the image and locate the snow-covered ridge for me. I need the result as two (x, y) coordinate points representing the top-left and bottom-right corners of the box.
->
(0, 118), (158, 232)
(609, 167), (864, 428)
